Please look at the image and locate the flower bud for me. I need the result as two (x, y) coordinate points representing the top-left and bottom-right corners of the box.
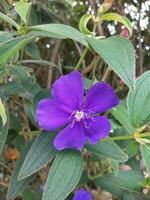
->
(120, 28), (129, 38)
(98, 0), (113, 16)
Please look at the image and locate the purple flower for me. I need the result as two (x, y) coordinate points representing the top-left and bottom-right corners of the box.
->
(36, 71), (119, 150)
(73, 188), (92, 200)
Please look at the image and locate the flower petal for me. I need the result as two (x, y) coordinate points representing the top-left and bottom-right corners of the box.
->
(73, 188), (92, 200)
(84, 82), (120, 114)
(52, 71), (84, 110)
(36, 99), (71, 131)
(54, 123), (86, 150)
(84, 116), (111, 144)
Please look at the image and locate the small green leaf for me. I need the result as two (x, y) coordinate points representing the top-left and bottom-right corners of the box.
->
(7, 141), (34, 200)
(0, 36), (35, 67)
(0, 11), (18, 28)
(127, 71), (150, 128)
(0, 98), (7, 125)
(94, 170), (144, 198)
(140, 144), (150, 175)
(15, 1), (32, 24)
(79, 14), (93, 35)
(111, 160), (119, 175)
(0, 118), (9, 154)
(87, 36), (135, 90)
(18, 131), (57, 180)
(42, 150), (83, 200)
(29, 24), (87, 46)
(101, 13), (132, 37)
(86, 140), (128, 162)
(111, 102), (135, 134)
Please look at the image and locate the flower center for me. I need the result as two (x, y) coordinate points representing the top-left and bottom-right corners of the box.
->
(74, 111), (84, 121)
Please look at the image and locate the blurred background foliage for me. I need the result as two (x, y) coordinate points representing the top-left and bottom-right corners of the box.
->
(0, 0), (149, 199)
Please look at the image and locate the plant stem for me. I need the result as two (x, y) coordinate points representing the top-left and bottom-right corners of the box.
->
(102, 132), (150, 142)
(92, 56), (100, 80)
(75, 47), (88, 70)
(102, 66), (112, 81)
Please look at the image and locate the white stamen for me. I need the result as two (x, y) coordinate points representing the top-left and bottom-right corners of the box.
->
(75, 111), (84, 121)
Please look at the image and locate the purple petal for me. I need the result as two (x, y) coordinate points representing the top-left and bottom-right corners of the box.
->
(73, 188), (92, 200)
(84, 116), (111, 144)
(36, 99), (71, 131)
(84, 82), (120, 114)
(52, 71), (84, 110)
(53, 122), (86, 150)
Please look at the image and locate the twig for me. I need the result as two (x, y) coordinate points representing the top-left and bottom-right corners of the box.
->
(47, 39), (62, 87)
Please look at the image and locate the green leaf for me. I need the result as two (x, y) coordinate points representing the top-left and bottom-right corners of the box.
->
(0, 66), (40, 100)
(0, 118), (9, 154)
(140, 144), (150, 175)
(87, 36), (135, 90)
(123, 193), (146, 200)
(64, 0), (74, 6)
(7, 141), (34, 200)
(21, 188), (36, 200)
(79, 14), (93, 35)
(18, 131), (57, 180)
(111, 160), (119, 175)
(127, 71), (150, 128)
(101, 13), (132, 37)
(42, 150), (83, 200)
(29, 24), (87, 46)
(0, 31), (13, 45)
(85, 140), (128, 162)
(0, 98), (7, 125)
(94, 170), (144, 198)
(111, 102), (135, 134)
(15, 1), (32, 24)
(0, 36), (35, 67)
(0, 11), (18, 28)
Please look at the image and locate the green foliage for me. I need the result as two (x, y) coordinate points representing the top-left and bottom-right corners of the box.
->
(0, 1), (149, 199)
(18, 131), (57, 180)
(94, 170), (144, 198)
(15, 1), (32, 24)
(86, 140), (128, 162)
(127, 71), (150, 128)
(87, 36), (135, 90)
(42, 150), (83, 200)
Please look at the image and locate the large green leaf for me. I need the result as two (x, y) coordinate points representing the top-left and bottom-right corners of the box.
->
(7, 141), (34, 200)
(87, 36), (135, 90)
(94, 170), (144, 198)
(29, 24), (87, 46)
(85, 140), (128, 162)
(18, 131), (57, 180)
(111, 102), (135, 134)
(140, 144), (150, 175)
(0, 36), (35, 67)
(127, 71), (150, 128)
(42, 150), (83, 200)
